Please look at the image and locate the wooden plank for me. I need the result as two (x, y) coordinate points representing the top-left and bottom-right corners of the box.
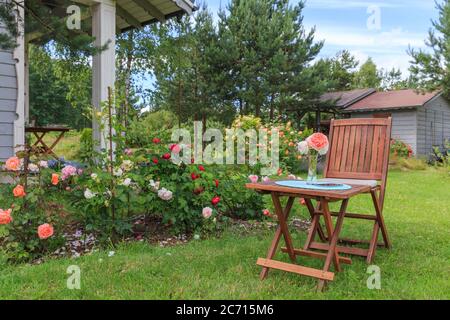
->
(363, 125), (374, 172)
(369, 125), (381, 173)
(116, 3), (142, 29)
(357, 125), (368, 172)
(256, 258), (334, 281)
(332, 118), (392, 126)
(334, 126), (344, 171)
(346, 125), (357, 172)
(131, 0), (166, 22)
(309, 242), (369, 257)
(340, 125), (351, 172)
(281, 247), (352, 265)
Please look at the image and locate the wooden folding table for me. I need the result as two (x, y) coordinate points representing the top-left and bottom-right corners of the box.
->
(246, 180), (371, 291)
(25, 126), (70, 159)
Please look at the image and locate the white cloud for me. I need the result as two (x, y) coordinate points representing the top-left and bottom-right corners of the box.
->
(314, 26), (426, 49)
(311, 26), (428, 74)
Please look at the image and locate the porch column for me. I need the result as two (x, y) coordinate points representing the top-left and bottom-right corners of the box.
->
(13, 3), (25, 152)
(92, 0), (116, 152)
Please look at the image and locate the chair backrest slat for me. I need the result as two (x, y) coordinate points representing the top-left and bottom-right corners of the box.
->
(324, 118), (392, 182)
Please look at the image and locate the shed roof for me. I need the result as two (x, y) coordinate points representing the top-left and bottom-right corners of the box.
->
(344, 89), (441, 112)
(320, 88), (376, 108)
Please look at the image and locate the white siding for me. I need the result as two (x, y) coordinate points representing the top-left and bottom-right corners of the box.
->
(350, 110), (418, 154)
(0, 41), (17, 162)
(417, 95), (450, 155)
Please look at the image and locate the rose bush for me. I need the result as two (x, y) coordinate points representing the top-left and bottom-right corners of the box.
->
(0, 156), (65, 262)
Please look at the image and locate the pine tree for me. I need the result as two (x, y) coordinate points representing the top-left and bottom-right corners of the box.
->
(409, 0), (450, 97)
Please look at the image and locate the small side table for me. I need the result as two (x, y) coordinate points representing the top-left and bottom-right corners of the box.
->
(25, 126), (70, 159)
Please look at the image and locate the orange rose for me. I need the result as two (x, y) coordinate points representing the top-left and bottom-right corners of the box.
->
(0, 209), (12, 225)
(306, 132), (329, 153)
(37, 223), (54, 239)
(13, 185), (26, 198)
(5, 156), (21, 171)
(51, 173), (59, 186)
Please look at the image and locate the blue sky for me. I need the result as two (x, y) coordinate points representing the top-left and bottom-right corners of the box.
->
(205, 0), (439, 75)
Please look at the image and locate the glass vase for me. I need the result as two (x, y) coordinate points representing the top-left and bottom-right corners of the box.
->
(307, 151), (318, 183)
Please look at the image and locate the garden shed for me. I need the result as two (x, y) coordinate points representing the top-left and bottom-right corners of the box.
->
(322, 89), (450, 156)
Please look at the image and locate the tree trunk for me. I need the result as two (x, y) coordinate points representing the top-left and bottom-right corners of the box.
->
(269, 93), (274, 121)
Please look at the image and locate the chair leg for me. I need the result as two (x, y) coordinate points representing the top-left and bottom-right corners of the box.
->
(366, 223), (379, 264)
(370, 189), (391, 249)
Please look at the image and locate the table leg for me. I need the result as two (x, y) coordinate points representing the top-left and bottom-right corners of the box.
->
(317, 199), (349, 291)
(304, 199), (327, 250)
(47, 131), (66, 157)
(260, 196), (295, 280)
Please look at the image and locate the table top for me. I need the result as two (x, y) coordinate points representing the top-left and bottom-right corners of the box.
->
(246, 180), (371, 199)
(25, 126), (70, 133)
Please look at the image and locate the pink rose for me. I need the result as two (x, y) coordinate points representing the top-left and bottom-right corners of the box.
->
(262, 176), (271, 182)
(262, 209), (271, 217)
(61, 165), (77, 180)
(0, 209), (12, 225)
(37, 223), (54, 239)
(202, 207), (213, 219)
(5, 156), (21, 171)
(306, 133), (329, 154)
(248, 175), (259, 183)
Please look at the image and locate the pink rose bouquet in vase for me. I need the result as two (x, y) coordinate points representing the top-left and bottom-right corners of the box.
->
(297, 132), (329, 183)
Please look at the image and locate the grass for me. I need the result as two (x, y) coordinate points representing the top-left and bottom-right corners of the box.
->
(0, 169), (449, 299)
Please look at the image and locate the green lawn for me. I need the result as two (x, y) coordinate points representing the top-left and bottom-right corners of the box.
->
(0, 169), (449, 299)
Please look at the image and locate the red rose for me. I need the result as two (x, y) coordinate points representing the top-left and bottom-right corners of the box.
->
(214, 179), (219, 188)
(193, 187), (204, 195)
(152, 157), (159, 164)
(191, 158), (195, 164)
(162, 153), (171, 160)
(191, 173), (200, 180)
(211, 196), (220, 206)
(198, 165), (205, 171)
(152, 138), (161, 144)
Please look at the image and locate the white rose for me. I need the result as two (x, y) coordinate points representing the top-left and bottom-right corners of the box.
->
(38, 160), (48, 168)
(121, 160), (134, 171)
(28, 163), (39, 173)
(158, 188), (173, 201)
(113, 168), (123, 177)
(297, 141), (309, 155)
(149, 179), (160, 192)
(121, 178), (132, 187)
(91, 173), (98, 180)
(84, 188), (96, 199)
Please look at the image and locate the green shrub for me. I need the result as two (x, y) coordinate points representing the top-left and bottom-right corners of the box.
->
(127, 110), (177, 147)
(78, 128), (93, 163)
(391, 139), (413, 158)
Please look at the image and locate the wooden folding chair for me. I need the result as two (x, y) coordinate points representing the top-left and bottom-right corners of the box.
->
(304, 117), (393, 263)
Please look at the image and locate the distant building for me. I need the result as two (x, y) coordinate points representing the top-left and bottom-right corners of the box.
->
(321, 89), (450, 155)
